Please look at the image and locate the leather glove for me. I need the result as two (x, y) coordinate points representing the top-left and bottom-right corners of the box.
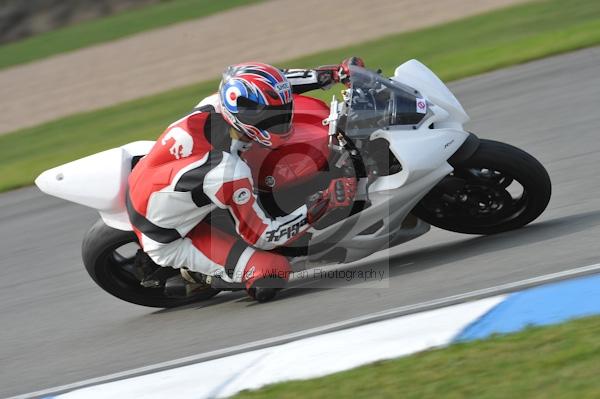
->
(315, 56), (365, 89)
(307, 177), (357, 224)
(337, 56), (365, 87)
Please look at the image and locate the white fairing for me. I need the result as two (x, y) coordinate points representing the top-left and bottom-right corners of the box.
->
(393, 60), (469, 127)
(301, 61), (472, 264)
(370, 128), (466, 191)
(35, 141), (155, 230)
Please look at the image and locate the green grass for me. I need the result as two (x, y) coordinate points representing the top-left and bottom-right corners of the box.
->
(233, 316), (600, 399)
(0, 0), (261, 70)
(286, 0), (600, 82)
(3, 0), (600, 192)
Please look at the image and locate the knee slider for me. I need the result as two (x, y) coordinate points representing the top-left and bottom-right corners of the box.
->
(242, 251), (291, 289)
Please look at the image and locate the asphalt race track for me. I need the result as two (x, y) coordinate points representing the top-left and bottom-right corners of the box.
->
(1, 47), (599, 397)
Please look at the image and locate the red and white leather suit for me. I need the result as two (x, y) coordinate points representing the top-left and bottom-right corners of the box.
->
(127, 69), (334, 286)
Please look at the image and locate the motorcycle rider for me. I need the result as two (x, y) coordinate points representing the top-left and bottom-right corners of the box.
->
(127, 58), (364, 302)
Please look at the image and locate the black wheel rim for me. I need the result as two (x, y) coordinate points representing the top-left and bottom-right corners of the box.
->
(420, 166), (530, 228)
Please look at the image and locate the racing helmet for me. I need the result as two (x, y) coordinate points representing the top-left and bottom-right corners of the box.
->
(219, 62), (294, 149)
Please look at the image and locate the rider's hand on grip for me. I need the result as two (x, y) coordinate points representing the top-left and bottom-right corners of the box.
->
(316, 57), (365, 89)
(307, 177), (357, 224)
(338, 56), (365, 87)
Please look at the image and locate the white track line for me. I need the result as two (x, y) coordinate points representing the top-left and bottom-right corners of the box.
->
(10, 263), (600, 399)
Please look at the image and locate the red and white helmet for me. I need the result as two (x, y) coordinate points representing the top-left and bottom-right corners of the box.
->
(219, 62), (294, 149)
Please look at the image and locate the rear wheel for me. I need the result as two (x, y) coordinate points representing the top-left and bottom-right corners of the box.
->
(82, 219), (219, 308)
(413, 139), (551, 235)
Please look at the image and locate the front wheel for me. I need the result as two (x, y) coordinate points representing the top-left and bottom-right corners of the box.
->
(413, 139), (551, 235)
(82, 219), (219, 308)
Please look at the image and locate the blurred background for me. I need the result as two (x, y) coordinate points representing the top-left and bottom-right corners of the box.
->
(0, 0), (162, 43)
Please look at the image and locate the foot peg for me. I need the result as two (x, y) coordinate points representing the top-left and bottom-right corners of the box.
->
(183, 269), (245, 291)
(209, 276), (244, 291)
(164, 275), (203, 297)
(164, 270), (244, 297)
(164, 271), (213, 298)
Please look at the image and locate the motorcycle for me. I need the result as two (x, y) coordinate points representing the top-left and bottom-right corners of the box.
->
(35, 61), (551, 307)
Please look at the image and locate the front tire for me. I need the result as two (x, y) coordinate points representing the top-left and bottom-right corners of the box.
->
(413, 139), (551, 235)
(82, 219), (219, 308)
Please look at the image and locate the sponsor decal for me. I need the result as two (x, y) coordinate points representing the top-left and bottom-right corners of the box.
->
(233, 188), (251, 205)
(416, 98), (427, 114)
(245, 266), (255, 281)
(275, 81), (290, 93)
(265, 217), (307, 242)
(161, 127), (194, 159)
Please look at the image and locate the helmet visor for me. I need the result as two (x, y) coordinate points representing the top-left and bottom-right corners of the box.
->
(236, 97), (293, 135)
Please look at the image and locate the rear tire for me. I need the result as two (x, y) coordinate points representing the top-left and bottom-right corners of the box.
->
(413, 139), (551, 235)
(82, 219), (219, 308)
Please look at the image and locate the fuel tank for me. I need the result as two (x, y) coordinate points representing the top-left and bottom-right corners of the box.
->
(242, 94), (331, 191)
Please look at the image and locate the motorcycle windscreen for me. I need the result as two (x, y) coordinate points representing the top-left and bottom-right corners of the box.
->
(344, 66), (427, 139)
